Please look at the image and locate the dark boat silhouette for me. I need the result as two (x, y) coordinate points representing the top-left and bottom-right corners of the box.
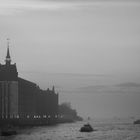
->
(134, 119), (140, 124)
(0, 125), (17, 136)
(80, 123), (94, 132)
(1, 130), (17, 136)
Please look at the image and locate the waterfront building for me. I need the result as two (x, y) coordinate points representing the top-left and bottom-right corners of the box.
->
(0, 42), (58, 125)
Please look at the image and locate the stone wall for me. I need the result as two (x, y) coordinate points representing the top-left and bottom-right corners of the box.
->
(0, 81), (18, 118)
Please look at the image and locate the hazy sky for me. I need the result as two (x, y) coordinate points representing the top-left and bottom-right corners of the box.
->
(0, 0), (140, 118)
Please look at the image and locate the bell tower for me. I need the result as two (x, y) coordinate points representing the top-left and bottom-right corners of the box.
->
(5, 39), (11, 66)
(0, 39), (18, 119)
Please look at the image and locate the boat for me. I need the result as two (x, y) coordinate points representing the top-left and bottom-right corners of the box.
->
(1, 130), (17, 136)
(134, 119), (140, 124)
(80, 123), (94, 132)
(0, 125), (17, 136)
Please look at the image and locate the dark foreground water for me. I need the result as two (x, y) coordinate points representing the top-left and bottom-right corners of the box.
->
(1, 118), (140, 140)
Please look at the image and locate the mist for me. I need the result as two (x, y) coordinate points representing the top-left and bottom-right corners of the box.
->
(0, 0), (140, 118)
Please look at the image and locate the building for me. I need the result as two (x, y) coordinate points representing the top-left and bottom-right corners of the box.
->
(0, 43), (58, 125)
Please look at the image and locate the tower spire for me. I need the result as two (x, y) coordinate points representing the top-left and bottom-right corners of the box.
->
(5, 38), (11, 65)
(52, 86), (55, 93)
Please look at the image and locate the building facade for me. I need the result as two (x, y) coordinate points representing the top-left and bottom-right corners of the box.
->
(0, 45), (58, 125)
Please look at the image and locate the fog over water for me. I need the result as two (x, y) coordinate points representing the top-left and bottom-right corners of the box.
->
(0, 0), (140, 118)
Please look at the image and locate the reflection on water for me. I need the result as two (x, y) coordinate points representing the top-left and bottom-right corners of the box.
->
(1, 118), (140, 140)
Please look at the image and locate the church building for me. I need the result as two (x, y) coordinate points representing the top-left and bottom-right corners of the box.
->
(0, 42), (58, 125)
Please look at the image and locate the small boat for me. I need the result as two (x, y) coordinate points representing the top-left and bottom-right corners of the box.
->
(134, 119), (140, 124)
(1, 130), (17, 136)
(80, 123), (94, 132)
(0, 125), (17, 136)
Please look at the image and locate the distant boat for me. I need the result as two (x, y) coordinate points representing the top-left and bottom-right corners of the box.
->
(0, 125), (17, 136)
(1, 130), (17, 136)
(80, 123), (94, 132)
(134, 119), (140, 124)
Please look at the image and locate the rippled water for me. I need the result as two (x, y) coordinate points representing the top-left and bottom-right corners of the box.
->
(1, 118), (140, 140)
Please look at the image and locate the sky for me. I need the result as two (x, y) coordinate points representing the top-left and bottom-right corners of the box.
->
(0, 0), (140, 118)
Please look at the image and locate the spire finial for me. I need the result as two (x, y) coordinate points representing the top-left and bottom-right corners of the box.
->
(7, 38), (10, 48)
(5, 38), (11, 65)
